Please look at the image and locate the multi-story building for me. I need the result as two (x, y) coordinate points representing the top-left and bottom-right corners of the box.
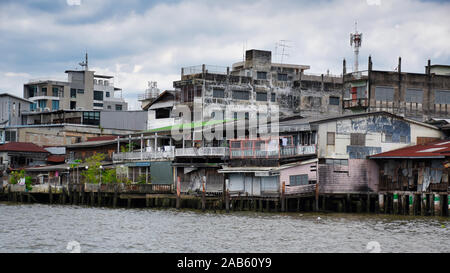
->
(343, 56), (450, 121)
(23, 54), (128, 112)
(0, 93), (33, 144)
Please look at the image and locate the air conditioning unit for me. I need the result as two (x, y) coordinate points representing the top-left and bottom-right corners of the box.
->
(44, 107), (50, 112)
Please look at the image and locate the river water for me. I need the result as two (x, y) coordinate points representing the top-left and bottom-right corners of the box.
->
(0, 202), (448, 253)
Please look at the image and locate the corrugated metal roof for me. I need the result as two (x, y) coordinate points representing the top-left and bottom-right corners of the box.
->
(370, 139), (450, 159)
(0, 142), (49, 153)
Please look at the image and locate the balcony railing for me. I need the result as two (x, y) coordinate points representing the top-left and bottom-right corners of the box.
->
(343, 98), (369, 109)
(175, 147), (228, 157)
(112, 147), (229, 162)
(230, 143), (316, 159)
(112, 151), (175, 162)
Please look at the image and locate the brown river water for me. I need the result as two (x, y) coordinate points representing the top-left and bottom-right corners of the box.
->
(0, 202), (448, 253)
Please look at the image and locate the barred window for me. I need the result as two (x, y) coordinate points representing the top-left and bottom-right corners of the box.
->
(213, 89), (225, 98)
(406, 88), (423, 103)
(435, 90), (450, 104)
(256, 92), (267, 101)
(350, 133), (366, 146)
(375, 86), (394, 101)
(232, 90), (250, 100)
(327, 132), (335, 145)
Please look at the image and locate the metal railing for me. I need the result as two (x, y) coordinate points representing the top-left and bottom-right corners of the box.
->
(230, 143), (316, 159)
(175, 147), (228, 157)
(343, 98), (369, 108)
(112, 151), (175, 162)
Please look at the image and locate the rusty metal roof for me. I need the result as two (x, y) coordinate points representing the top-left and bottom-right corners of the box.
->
(370, 139), (450, 159)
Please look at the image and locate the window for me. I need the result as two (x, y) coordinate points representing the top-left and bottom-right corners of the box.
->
(107, 105), (111, 109)
(38, 100), (47, 109)
(70, 101), (76, 109)
(290, 174), (309, 186)
(375, 86), (394, 101)
(271, 93), (276, 102)
(257, 71), (267, 80)
(52, 87), (59, 97)
(277, 73), (288, 81)
(93, 91), (104, 101)
(344, 88), (351, 99)
(30, 103), (37, 111)
(355, 86), (365, 99)
(435, 90), (450, 104)
(213, 89), (225, 98)
(232, 90), (250, 100)
(5, 131), (16, 142)
(256, 92), (267, 102)
(82, 112), (100, 125)
(93, 103), (104, 107)
(41, 87), (47, 96)
(350, 133), (366, 146)
(329, 96), (340, 105)
(400, 136), (407, 143)
(406, 88), (423, 103)
(29, 86), (37, 97)
(52, 100), (59, 110)
(384, 133), (393, 142)
(327, 132), (335, 145)
(70, 89), (77, 98)
(106, 92), (110, 98)
(115, 104), (123, 111)
(77, 89), (84, 94)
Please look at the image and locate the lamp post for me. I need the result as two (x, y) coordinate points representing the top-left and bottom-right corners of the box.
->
(99, 166), (103, 184)
(66, 167), (70, 185)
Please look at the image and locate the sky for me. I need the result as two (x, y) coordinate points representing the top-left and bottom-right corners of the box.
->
(1, 0), (449, 110)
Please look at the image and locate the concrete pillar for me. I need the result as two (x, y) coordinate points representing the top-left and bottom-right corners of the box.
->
(378, 194), (384, 214)
(421, 193), (427, 216)
(393, 193), (399, 214)
(434, 194), (441, 216)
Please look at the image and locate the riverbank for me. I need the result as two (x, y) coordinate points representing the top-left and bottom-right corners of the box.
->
(1, 182), (449, 217)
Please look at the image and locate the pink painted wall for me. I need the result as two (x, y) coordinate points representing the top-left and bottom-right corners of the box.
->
(279, 162), (317, 186)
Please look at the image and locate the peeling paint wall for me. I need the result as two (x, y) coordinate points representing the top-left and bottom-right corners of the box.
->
(317, 114), (443, 159)
(318, 159), (379, 193)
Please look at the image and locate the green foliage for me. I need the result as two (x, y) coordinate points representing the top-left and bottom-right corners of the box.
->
(81, 153), (106, 184)
(137, 174), (148, 184)
(9, 170), (25, 184)
(102, 169), (117, 184)
(25, 176), (32, 191)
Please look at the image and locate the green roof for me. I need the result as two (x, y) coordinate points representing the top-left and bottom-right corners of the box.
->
(144, 119), (235, 133)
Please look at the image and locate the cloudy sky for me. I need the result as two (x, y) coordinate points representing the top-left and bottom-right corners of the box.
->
(1, 0), (449, 109)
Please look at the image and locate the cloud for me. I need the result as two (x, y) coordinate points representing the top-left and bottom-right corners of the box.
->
(0, 0), (449, 110)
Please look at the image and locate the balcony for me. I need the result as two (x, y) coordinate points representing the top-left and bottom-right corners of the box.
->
(112, 151), (175, 162)
(343, 98), (369, 109)
(229, 137), (316, 159)
(112, 147), (229, 162)
(175, 147), (228, 157)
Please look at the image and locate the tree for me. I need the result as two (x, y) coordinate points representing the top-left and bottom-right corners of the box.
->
(81, 153), (106, 184)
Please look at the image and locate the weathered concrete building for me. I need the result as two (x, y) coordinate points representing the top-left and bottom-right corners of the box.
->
(343, 57), (450, 122)
(311, 111), (444, 194)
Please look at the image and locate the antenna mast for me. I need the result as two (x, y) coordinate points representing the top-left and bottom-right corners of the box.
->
(275, 40), (292, 64)
(79, 51), (88, 71)
(350, 22), (362, 72)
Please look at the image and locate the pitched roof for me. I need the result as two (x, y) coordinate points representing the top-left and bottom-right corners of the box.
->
(370, 139), (450, 159)
(87, 136), (117, 142)
(47, 155), (66, 163)
(0, 142), (49, 153)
